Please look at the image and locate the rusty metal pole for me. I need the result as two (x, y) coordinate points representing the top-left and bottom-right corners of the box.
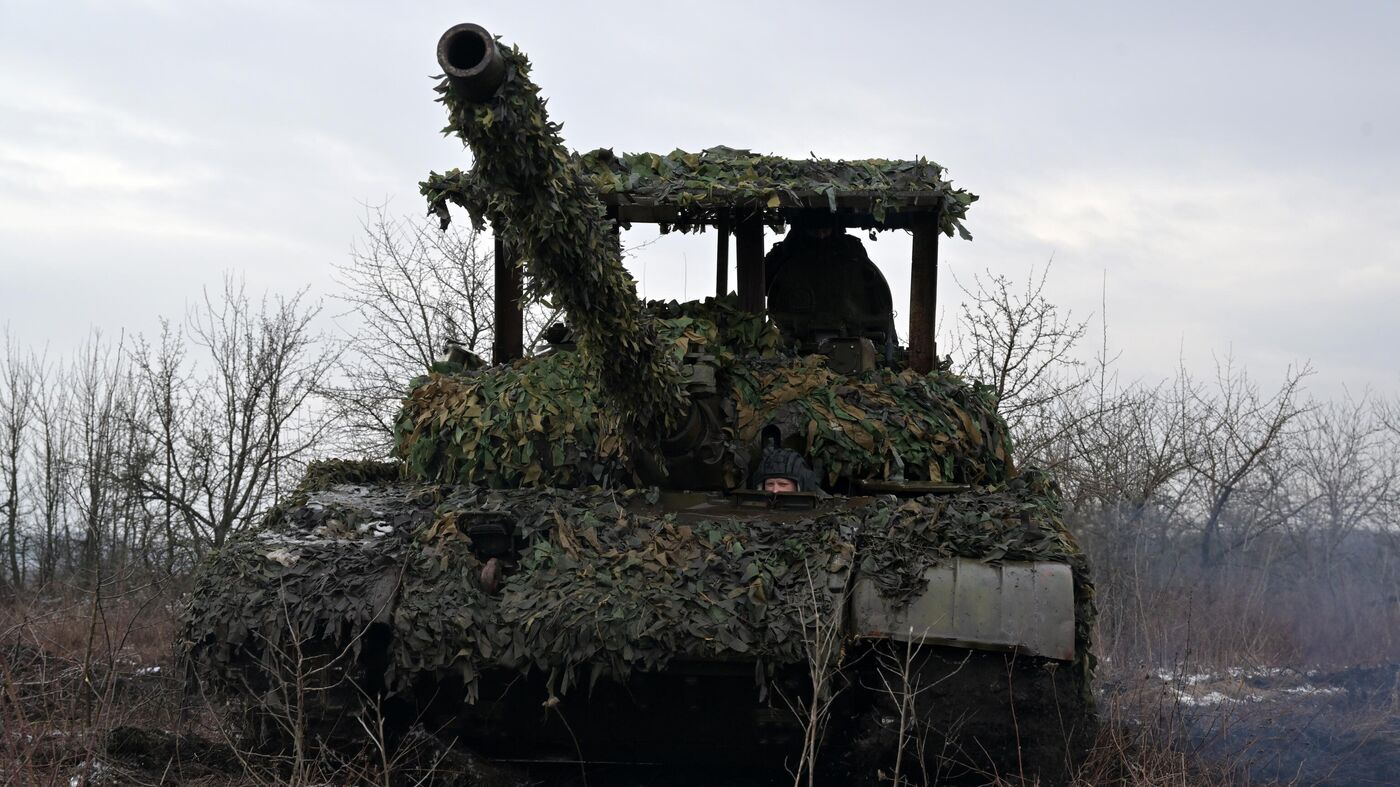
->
(908, 214), (940, 373)
(715, 215), (731, 296)
(492, 233), (523, 364)
(736, 215), (765, 314)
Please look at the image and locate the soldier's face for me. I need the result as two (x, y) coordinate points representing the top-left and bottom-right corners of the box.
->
(763, 477), (799, 493)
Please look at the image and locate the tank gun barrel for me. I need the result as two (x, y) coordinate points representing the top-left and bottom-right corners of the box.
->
(435, 24), (506, 101)
(424, 24), (692, 466)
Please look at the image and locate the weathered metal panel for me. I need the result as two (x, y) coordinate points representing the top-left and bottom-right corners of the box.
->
(849, 558), (1075, 661)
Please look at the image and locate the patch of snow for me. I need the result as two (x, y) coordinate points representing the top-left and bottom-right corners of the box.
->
(263, 548), (299, 566)
(135, 665), (162, 676)
(1174, 689), (1264, 706)
(1224, 665), (1289, 680)
(1283, 684), (1344, 696)
(257, 528), (395, 548)
(355, 519), (394, 537)
(1178, 690), (1232, 707)
(1152, 663), (1350, 707)
(68, 758), (107, 786)
(1154, 668), (1213, 685)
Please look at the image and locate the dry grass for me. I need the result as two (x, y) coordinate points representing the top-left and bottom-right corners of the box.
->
(1, 580), (194, 785)
(0, 582), (478, 786)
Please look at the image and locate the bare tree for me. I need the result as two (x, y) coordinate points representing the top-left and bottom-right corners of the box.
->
(30, 354), (73, 587)
(130, 278), (339, 553)
(948, 262), (1092, 462)
(326, 206), (495, 453)
(1054, 378), (1195, 564)
(67, 331), (132, 585)
(326, 206), (565, 455)
(129, 320), (197, 573)
(1178, 355), (1311, 568)
(0, 331), (37, 595)
(1279, 391), (1397, 584)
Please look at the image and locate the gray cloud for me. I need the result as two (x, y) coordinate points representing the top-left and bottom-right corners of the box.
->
(1, 0), (1395, 396)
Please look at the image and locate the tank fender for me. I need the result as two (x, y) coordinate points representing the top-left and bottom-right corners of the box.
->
(848, 558), (1075, 661)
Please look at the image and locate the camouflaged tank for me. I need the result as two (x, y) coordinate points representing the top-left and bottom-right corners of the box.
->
(179, 23), (1096, 784)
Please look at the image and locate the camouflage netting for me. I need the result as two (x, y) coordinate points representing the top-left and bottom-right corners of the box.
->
(397, 349), (628, 488)
(421, 37), (688, 444)
(179, 464), (1093, 702)
(425, 146), (978, 236)
(395, 297), (1014, 490)
(298, 457), (404, 489)
(182, 481), (851, 700)
(580, 146), (976, 235)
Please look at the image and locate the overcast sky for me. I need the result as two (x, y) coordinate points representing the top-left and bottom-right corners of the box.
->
(2, 1), (1396, 397)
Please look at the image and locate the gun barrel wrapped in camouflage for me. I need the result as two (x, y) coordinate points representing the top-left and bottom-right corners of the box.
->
(423, 25), (688, 450)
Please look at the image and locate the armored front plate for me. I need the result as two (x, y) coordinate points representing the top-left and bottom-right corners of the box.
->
(850, 558), (1075, 661)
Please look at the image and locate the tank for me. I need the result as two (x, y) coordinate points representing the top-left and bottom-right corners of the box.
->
(179, 22), (1095, 784)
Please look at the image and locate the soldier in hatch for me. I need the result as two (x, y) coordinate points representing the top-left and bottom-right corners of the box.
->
(755, 448), (820, 493)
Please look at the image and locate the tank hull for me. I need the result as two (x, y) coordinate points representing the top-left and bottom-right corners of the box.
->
(182, 473), (1093, 782)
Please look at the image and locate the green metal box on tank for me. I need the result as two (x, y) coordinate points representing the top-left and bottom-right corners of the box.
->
(180, 22), (1096, 783)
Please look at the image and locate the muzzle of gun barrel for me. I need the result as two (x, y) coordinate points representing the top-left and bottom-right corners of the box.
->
(436, 23), (506, 101)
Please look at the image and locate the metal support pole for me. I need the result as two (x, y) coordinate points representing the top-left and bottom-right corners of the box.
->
(492, 233), (523, 365)
(715, 216), (731, 296)
(736, 215), (765, 314)
(908, 215), (940, 373)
